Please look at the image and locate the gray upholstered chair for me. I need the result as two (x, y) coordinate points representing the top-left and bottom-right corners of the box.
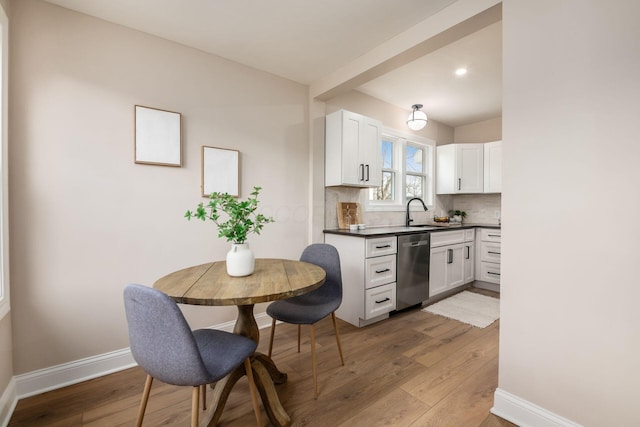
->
(123, 284), (262, 427)
(266, 243), (345, 399)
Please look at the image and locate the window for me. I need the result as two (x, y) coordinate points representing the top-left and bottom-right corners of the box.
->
(367, 128), (435, 211)
(0, 5), (9, 320)
(406, 144), (426, 199)
(370, 138), (396, 201)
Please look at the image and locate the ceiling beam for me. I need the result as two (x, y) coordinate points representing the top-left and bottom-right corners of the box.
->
(310, 0), (502, 101)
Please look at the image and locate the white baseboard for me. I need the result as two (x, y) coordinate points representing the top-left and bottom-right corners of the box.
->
(472, 280), (500, 293)
(0, 377), (17, 427)
(13, 312), (274, 399)
(15, 348), (137, 399)
(492, 388), (582, 427)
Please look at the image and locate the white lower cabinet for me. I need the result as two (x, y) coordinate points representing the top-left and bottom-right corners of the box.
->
(429, 229), (475, 298)
(365, 254), (396, 288)
(365, 283), (396, 319)
(478, 262), (501, 283)
(324, 234), (397, 327)
(463, 242), (475, 283)
(475, 228), (501, 286)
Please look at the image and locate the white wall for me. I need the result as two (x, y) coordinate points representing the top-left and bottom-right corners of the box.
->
(454, 117), (501, 143)
(498, 1), (640, 425)
(9, 0), (309, 375)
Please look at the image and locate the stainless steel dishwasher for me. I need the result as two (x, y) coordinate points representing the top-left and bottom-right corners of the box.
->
(396, 233), (430, 310)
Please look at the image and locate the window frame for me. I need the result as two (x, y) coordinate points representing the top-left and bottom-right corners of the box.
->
(0, 5), (9, 320)
(366, 127), (435, 212)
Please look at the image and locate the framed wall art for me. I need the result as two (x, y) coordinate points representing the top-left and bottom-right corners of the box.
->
(201, 146), (240, 197)
(134, 105), (182, 166)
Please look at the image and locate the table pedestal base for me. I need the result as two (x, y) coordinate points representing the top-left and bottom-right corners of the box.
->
(206, 352), (289, 427)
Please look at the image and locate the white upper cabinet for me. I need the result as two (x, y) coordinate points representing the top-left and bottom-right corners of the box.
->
(325, 110), (382, 188)
(483, 140), (502, 193)
(436, 143), (484, 194)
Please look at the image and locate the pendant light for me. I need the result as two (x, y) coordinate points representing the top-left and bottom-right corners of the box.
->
(407, 104), (427, 131)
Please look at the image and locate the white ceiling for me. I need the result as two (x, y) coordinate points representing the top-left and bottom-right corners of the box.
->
(359, 21), (502, 127)
(42, 0), (501, 127)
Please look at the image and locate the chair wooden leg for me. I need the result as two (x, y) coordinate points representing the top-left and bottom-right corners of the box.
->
(331, 312), (345, 366)
(310, 324), (318, 399)
(244, 358), (263, 427)
(191, 386), (199, 427)
(297, 324), (301, 353)
(201, 384), (207, 411)
(135, 374), (153, 427)
(268, 318), (276, 357)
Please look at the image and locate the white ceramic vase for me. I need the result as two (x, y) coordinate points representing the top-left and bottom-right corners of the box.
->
(226, 243), (255, 277)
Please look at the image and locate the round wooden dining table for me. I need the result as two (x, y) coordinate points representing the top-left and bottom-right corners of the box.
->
(154, 258), (326, 427)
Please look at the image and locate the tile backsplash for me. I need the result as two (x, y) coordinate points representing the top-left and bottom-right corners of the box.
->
(451, 193), (501, 224)
(325, 187), (500, 229)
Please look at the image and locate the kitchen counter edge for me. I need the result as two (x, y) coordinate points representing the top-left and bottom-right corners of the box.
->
(323, 223), (500, 238)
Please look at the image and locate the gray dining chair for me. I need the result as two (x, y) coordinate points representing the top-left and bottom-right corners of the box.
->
(123, 284), (262, 427)
(266, 243), (345, 399)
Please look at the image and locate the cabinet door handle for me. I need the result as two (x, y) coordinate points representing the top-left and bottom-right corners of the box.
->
(488, 272), (501, 276)
(447, 248), (453, 264)
(375, 268), (391, 274)
(488, 251), (501, 255)
(488, 234), (500, 238)
(375, 244), (391, 249)
(375, 297), (391, 304)
(466, 245), (470, 259)
(365, 164), (370, 181)
(458, 178), (461, 191)
(359, 164), (365, 181)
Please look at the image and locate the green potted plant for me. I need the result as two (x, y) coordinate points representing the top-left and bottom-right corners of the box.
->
(448, 209), (467, 223)
(185, 186), (274, 277)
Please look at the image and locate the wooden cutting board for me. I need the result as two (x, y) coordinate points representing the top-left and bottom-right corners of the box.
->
(337, 202), (363, 229)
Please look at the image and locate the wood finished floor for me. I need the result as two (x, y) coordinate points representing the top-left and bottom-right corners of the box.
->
(9, 287), (516, 427)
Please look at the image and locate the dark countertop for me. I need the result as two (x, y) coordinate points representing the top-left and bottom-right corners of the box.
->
(323, 223), (500, 238)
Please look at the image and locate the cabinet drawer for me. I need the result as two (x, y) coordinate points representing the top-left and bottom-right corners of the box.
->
(366, 237), (397, 257)
(479, 262), (501, 284)
(464, 229), (475, 242)
(430, 230), (465, 247)
(364, 254), (396, 289)
(364, 283), (396, 319)
(480, 241), (501, 263)
(480, 228), (501, 243)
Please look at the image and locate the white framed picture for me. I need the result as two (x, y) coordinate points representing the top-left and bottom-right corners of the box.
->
(134, 105), (182, 166)
(201, 146), (240, 197)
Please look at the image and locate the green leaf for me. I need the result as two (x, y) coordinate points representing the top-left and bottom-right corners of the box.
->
(184, 186), (274, 243)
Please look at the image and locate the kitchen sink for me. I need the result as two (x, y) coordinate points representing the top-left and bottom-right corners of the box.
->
(403, 226), (439, 231)
(410, 223), (462, 228)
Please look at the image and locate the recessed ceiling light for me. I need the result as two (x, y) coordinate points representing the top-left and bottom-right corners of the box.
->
(455, 68), (467, 76)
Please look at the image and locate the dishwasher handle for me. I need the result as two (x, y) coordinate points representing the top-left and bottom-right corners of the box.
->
(401, 240), (430, 248)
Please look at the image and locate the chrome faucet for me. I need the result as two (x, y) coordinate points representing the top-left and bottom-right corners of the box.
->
(406, 197), (428, 227)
